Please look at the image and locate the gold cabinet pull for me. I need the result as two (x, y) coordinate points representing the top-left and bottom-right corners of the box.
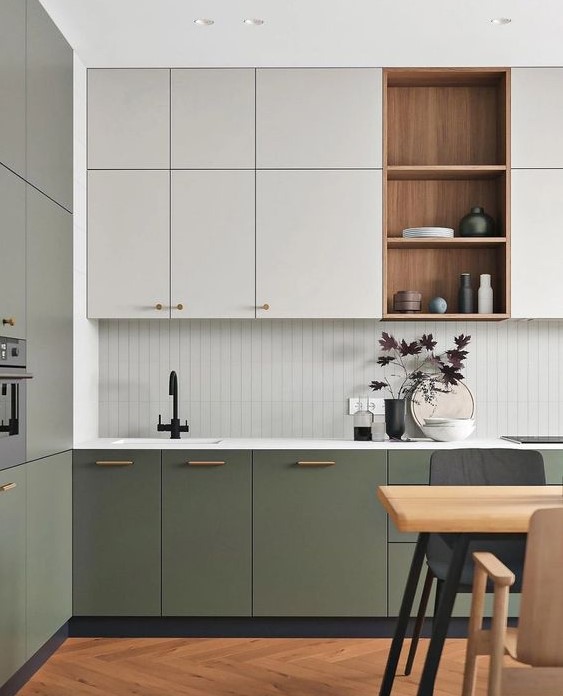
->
(187, 461), (225, 467)
(258, 304), (270, 311)
(155, 303), (164, 311)
(297, 461), (336, 467)
(175, 303), (184, 311)
(2, 317), (15, 326)
(95, 460), (133, 467)
(0, 482), (16, 492)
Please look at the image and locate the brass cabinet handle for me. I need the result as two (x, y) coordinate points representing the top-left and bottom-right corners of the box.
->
(0, 482), (16, 492)
(258, 304), (270, 311)
(297, 461), (336, 467)
(155, 303), (164, 311)
(95, 460), (133, 467)
(175, 304), (184, 311)
(2, 317), (15, 326)
(187, 461), (225, 467)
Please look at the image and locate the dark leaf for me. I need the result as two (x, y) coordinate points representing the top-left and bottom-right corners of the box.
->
(399, 339), (423, 356)
(377, 355), (395, 366)
(379, 331), (399, 351)
(369, 380), (387, 391)
(440, 364), (465, 386)
(419, 333), (437, 351)
(446, 349), (469, 368)
(454, 334), (471, 349)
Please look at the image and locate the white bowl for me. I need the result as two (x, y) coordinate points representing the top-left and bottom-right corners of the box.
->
(421, 420), (475, 441)
(424, 417), (474, 425)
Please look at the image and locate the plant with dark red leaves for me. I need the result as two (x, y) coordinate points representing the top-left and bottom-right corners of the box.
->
(369, 332), (471, 400)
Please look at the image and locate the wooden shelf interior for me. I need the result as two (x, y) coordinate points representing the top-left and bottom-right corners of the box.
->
(386, 174), (507, 237)
(386, 69), (509, 166)
(386, 246), (507, 315)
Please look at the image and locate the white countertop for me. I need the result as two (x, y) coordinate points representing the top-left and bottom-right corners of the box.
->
(73, 437), (561, 450)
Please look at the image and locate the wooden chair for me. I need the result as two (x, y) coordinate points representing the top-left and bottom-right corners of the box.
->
(403, 449), (545, 676)
(462, 507), (563, 696)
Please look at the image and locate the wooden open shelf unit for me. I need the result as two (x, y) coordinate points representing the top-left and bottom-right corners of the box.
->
(383, 68), (511, 320)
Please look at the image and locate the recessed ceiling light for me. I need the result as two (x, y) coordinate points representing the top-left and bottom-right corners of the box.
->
(243, 18), (264, 26)
(194, 18), (214, 26)
(490, 17), (511, 25)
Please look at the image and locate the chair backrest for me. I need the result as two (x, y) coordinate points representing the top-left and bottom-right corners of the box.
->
(517, 507), (563, 667)
(427, 449), (546, 574)
(429, 449), (546, 486)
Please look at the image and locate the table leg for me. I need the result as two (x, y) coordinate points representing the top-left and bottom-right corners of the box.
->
(416, 534), (470, 696)
(379, 532), (429, 696)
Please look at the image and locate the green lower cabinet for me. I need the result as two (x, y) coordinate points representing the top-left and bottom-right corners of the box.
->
(541, 450), (563, 483)
(388, 451), (432, 543)
(388, 542), (520, 618)
(0, 465), (26, 687)
(162, 451), (252, 616)
(73, 450), (161, 616)
(26, 452), (72, 657)
(253, 450), (387, 617)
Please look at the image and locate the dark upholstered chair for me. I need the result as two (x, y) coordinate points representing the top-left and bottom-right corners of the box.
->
(403, 448), (546, 676)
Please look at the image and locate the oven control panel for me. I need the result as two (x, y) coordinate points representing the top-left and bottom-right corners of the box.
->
(0, 337), (26, 367)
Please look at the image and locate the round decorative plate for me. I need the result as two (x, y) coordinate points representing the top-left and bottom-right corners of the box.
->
(410, 378), (475, 430)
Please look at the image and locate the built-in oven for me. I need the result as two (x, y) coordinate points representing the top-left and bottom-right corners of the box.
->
(0, 337), (32, 470)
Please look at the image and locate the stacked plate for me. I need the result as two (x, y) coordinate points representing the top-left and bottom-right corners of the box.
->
(402, 227), (454, 239)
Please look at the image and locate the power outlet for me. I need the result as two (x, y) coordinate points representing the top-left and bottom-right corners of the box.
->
(348, 397), (385, 415)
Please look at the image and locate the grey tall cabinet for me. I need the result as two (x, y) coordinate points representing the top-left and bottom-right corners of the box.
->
(0, 0), (73, 690)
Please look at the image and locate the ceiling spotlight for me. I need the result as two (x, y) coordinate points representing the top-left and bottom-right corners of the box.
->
(194, 18), (214, 26)
(490, 17), (511, 25)
(243, 18), (264, 26)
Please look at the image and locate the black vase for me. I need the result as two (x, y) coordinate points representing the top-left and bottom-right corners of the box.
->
(458, 206), (495, 237)
(458, 273), (474, 313)
(384, 399), (405, 440)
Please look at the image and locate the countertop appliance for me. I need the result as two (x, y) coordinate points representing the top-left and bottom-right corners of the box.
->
(0, 337), (32, 469)
(501, 436), (563, 444)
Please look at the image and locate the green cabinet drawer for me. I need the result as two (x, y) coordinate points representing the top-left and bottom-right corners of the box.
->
(0, 466), (26, 686)
(253, 450), (387, 617)
(162, 450), (251, 616)
(388, 542), (520, 618)
(73, 450), (161, 616)
(388, 451), (432, 542)
(26, 452), (72, 657)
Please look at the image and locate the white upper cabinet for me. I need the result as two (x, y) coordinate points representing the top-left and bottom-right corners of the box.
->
(512, 69), (563, 168)
(171, 171), (255, 318)
(511, 169), (563, 318)
(171, 69), (255, 169)
(256, 170), (382, 318)
(88, 171), (170, 318)
(88, 69), (170, 169)
(256, 69), (382, 169)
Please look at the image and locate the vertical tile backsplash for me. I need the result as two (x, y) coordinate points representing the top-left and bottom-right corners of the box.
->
(99, 319), (563, 440)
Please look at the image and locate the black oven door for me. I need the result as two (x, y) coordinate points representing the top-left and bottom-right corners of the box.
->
(0, 370), (31, 469)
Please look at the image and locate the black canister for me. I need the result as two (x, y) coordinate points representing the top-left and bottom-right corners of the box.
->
(458, 273), (474, 313)
(458, 206), (495, 237)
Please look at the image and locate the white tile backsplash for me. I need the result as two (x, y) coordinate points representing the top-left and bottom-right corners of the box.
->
(98, 319), (563, 440)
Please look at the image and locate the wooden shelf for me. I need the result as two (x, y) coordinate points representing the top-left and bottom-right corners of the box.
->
(383, 313), (509, 322)
(387, 237), (507, 249)
(387, 165), (506, 181)
(383, 68), (511, 320)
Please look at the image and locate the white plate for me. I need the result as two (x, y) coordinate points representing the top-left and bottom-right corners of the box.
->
(424, 417), (474, 424)
(411, 378), (475, 430)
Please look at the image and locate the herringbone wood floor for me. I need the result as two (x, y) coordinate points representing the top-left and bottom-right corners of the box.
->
(17, 638), (491, 696)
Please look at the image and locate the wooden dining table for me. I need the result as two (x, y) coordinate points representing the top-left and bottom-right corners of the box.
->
(377, 485), (563, 696)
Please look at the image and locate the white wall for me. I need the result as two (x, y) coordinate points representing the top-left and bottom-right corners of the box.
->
(73, 53), (98, 443)
(98, 318), (561, 440)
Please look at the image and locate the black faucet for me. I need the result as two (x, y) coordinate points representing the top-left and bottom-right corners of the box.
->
(157, 370), (189, 439)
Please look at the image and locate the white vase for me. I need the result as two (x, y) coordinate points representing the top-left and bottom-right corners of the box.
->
(477, 273), (493, 314)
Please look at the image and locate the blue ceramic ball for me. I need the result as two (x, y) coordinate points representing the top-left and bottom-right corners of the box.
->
(429, 297), (447, 314)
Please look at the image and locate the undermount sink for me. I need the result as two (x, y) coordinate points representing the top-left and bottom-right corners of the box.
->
(111, 438), (222, 445)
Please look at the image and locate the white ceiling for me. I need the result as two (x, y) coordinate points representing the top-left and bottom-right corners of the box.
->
(40, 0), (563, 68)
